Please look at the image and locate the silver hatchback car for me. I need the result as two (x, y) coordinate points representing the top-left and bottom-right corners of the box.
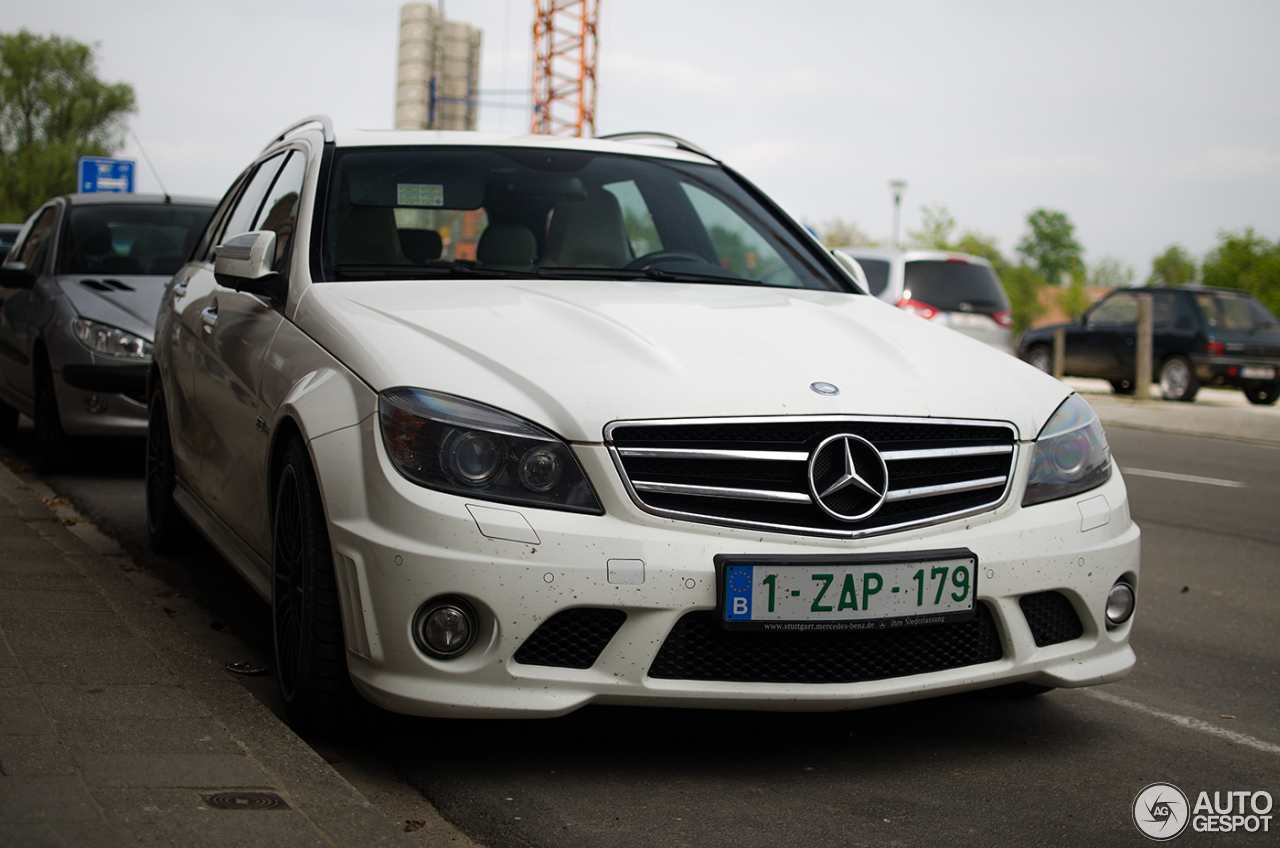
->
(833, 247), (1013, 352)
(0, 193), (215, 469)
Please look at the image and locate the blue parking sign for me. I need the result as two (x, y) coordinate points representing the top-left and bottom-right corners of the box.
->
(78, 157), (135, 193)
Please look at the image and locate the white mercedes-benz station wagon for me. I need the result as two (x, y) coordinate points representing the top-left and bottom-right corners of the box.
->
(147, 116), (1138, 734)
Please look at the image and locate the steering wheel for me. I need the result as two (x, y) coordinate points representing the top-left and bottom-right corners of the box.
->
(624, 250), (712, 271)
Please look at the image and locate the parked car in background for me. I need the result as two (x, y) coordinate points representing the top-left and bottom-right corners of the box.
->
(0, 224), (22, 263)
(1017, 286), (1280, 405)
(148, 116), (1138, 736)
(0, 193), (216, 468)
(832, 246), (1013, 351)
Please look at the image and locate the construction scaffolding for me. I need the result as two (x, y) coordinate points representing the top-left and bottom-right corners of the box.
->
(531, 0), (599, 137)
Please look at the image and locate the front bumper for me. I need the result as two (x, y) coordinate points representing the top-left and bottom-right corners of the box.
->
(310, 417), (1139, 719)
(53, 365), (148, 436)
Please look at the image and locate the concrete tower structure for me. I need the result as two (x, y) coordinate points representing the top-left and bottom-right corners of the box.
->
(396, 3), (483, 131)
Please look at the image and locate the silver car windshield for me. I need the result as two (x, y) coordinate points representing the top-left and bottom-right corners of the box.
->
(320, 146), (843, 291)
(60, 204), (213, 277)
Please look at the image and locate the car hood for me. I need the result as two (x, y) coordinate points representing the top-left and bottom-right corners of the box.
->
(295, 279), (1072, 443)
(56, 274), (170, 340)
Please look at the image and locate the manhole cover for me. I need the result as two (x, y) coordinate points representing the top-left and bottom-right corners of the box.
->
(201, 791), (290, 810)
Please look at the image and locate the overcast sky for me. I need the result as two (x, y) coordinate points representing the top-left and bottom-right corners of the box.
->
(9, 0), (1280, 276)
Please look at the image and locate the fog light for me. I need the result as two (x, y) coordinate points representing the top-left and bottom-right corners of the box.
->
(83, 394), (108, 414)
(412, 596), (477, 658)
(1105, 581), (1135, 630)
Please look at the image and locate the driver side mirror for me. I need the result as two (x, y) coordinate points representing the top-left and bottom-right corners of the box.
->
(214, 230), (285, 303)
(0, 261), (36, 289)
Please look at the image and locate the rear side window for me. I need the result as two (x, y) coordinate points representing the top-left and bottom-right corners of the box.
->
(903, 260), (1009, 314)
(852, 258), (890, 297)
(1196, 292), (1280, 329)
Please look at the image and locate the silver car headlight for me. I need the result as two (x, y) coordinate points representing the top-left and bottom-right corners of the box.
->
(72, 318), (153, 360)
(378, 387), (603, 514)
(1022, 394), (1112, 507)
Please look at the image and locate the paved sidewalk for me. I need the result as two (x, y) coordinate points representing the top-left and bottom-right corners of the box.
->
(1064, 379), (1280, 447)
(0, 464), (420, 848)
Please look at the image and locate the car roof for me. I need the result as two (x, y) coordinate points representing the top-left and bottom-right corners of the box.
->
(63, 193), (216, 207)
(833, 246), (996, 268)
(319, 128), (720, 167)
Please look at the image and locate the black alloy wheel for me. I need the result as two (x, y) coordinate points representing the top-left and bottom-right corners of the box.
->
(32, 360), (70, 473)
(272, 439), (358, 736)
(1243, 382), (1280, 406)
(1109, 379), (1135, 395)
(145, 388), (191, 552)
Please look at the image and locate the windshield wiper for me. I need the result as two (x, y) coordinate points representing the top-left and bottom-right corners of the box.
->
(535, 266), (761, 286)
(333, 262), (539, 280)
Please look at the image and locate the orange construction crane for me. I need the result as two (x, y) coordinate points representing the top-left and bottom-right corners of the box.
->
(531, 0), (599, 136)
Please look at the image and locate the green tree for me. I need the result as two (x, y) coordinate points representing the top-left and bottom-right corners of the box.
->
(907, 203), (956, 249)
(1090, 256), (1135, 289)
(953, 232), (1004, 272)
(1016, 208), (1083, 286)
(819, 216), (874, 248)
(1146, 245), (1196, 287)
(0, 30), (135, 221)
(1002, 264), (1048, 338)
(1201, 227), (1280, 317)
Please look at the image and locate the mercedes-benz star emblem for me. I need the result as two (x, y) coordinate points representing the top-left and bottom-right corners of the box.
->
(810, 381), (840, 396)
(807, 433), (889, 521)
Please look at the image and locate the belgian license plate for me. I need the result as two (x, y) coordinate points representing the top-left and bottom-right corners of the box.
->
(1242, 365), (1276, 380)
(719, 551), (977, 631)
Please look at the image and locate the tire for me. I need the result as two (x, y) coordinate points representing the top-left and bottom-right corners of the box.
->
(1158, 355), (1198, 402)
(1025, 345), (1053, 374)
(1243, 382), (1280, 406)
(145, 387), (192, 552)
(1108, 379), (1135, 395)
(32, 361), (71, 473)
(272, 439), (357, 736)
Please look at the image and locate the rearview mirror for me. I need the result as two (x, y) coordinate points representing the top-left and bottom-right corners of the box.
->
(0, 261), (36, 289)
(214, 230), (284, 302)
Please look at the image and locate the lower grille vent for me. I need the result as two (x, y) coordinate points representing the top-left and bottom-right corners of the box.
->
(513, 608), (626, 669)
(1020, 591), (1084, 646)
(648, 603), (1002, 683)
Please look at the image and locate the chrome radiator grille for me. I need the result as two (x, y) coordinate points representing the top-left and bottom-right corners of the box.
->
(606, 416), (1018, 537)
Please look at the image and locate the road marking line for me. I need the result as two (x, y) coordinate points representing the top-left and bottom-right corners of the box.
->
(1086, 689), (1280, 756)
(1120, 467), (1245, 488)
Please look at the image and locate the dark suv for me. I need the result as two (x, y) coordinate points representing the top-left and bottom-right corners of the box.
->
(1016, 286), (1280, 405)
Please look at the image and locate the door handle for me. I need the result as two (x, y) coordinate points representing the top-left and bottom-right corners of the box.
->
(201, 304), (218, 331)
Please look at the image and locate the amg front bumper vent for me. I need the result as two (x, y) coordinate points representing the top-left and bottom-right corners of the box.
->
(607, 416), (1018, 537)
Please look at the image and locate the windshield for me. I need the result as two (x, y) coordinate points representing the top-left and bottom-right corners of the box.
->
(902, 259), (1009, 314)
(60, 204), (213, 276)
(320, 146), (843, 290)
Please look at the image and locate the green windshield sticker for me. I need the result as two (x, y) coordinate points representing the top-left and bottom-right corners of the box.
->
(397, 184), (444, 207)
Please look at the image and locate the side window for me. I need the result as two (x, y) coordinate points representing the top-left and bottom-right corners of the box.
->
(1087, 292), (1138, 327)
(603, 180), (662, 257)
(215, 152), (287, 250)
(1152, 292), (1178, 328)
(13, 206), (59, 272)
(251, 151), (306, 272)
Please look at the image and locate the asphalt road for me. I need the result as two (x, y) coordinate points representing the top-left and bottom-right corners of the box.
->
(7, 423), (1278, 847)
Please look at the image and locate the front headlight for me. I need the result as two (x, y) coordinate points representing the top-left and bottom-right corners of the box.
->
(72, 318), (153, 359)
(378, 387), (603, 514)
(1022, 394), (1111, 507)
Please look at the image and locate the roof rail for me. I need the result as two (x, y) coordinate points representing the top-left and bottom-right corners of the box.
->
(596, 131), (716, 161)
(264, 114), (335, 150)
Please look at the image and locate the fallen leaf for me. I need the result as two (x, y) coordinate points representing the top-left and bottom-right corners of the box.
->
(404, 820), (425, 832)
